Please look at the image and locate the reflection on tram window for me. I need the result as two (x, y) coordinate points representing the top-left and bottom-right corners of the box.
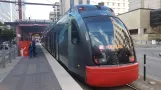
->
(86, 17), (114, 46)
(84, 15), (135, 64)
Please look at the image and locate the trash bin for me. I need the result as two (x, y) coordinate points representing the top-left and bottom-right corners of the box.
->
(19, 41), (31, 57)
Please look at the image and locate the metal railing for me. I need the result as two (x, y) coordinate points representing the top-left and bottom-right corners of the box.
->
(0, 45), (18, 68)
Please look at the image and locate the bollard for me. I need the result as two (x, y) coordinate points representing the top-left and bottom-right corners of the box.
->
(144, 54), (146, 81)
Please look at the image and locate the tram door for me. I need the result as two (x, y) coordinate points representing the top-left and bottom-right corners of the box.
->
(53, 32), (56, 58)
(56, 32), (59, 61)
(49, 33), (53, 53)
(47, 33), (50, 51)
(45, 36), (48, 49)
(50, 33), (54, 56)
(68, 20), (84, 76)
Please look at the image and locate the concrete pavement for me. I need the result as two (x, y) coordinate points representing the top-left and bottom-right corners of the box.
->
(0, 57), (22, 83)
(41, 45), (83, 90)
(0, 47), (62, 90)
(0, 46), (83, 90)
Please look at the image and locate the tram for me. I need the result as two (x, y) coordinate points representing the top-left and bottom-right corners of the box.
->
(42, 5), (139, 87)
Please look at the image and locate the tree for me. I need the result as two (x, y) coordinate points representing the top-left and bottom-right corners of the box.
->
(0, 22), (16, 41)
(0, 22), (3, 26)
(0, 28), (16, 41)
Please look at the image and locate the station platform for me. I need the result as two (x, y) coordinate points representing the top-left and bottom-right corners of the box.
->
(0, 45), (83, 90)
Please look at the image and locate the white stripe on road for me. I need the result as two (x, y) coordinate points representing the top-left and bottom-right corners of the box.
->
(41, 45), (83, 90)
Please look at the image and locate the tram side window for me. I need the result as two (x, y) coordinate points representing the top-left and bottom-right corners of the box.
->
(71, 21), (80, 44)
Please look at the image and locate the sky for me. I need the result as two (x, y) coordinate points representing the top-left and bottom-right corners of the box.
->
(25, 0), (100, 20)
(25, 0), (59, 20)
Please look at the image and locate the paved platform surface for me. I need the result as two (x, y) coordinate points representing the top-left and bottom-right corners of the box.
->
(41, 45), (83, 90)
(0, 57), (22, 83)
(0, 46), (62, 90)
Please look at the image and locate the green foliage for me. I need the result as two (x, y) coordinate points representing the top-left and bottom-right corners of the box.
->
(0, 28), (16, 41)
(0, 22), (15, 41)
(0, 22), (3, 26)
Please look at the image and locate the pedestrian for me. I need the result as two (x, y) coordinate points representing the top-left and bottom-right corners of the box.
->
(29, 43), (33, 58)
(32, 39), (37, 57)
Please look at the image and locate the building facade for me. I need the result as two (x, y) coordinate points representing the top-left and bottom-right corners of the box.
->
(118, 0), (161, 41)
(49, 2), (61, 22)
(0, 1), (15, 22)
(90, 0), (129, 15)
(22, 3), (26, 20)
(53, 2), (61, 22)
(118, 8), (161, 41)
(49, 12), (55, 21)
(129, 0), (161, 11)
(60, 0), (88, 15)
(0, 0), (26, 23)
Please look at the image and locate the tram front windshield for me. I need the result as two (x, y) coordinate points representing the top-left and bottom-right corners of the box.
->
(84, 16), (136, 65)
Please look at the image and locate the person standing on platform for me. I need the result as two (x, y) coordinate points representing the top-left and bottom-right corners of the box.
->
(29, 43), (33, 58)
(32, 39), (37, 57)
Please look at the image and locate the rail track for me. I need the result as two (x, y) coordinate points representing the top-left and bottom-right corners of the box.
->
(91, 84), (139, 90)
(75, 78), (139, 90)
(126, 84), (139, 90)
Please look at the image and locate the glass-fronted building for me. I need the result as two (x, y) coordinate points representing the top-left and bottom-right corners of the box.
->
(90, 0), (129, 15)
(0, 0), (26, 23)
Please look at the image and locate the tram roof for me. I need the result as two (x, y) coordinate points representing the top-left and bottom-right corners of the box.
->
(43, 5), (116, 33)
(74, 5), (116, 17)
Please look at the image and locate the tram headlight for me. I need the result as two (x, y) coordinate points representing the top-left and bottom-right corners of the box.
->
(98, 52), (107, 64)
(129, 56), (135, 62)
(94, 52), (107, 65)
(93, 45), (107, 65)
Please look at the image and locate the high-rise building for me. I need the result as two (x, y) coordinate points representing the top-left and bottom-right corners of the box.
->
(22, 3), (26, 20)
(10, 2), (18, 22)
(53, 2), (61, 22)
(49, 12), (55, 21)
(60, 0), (88, 15)
(0, 0), (26, 23)
(0, 1), (15, 22)
(129, 0), (161, 11)
(90, 0), (129, 15)
(49, 2), (61, 22)
(117, 0), (161, 41)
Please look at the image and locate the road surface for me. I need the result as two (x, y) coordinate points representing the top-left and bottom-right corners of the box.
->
(135, 47), (161, 82)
